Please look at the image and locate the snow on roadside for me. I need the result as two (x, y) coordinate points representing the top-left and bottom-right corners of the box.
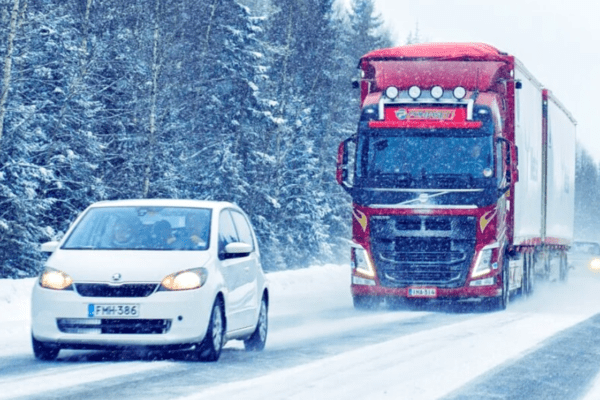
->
(266, 264), (352, 316)
(0, 278), (35, 356)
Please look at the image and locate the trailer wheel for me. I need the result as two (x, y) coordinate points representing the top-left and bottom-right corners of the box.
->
(559, 252), (569, 282)
(523, 253), (534, 296)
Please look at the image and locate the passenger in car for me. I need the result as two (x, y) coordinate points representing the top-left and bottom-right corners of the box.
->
(111, 217), (136, 248)
(176, 213), (209, 250)
(151, 220), (176, 249)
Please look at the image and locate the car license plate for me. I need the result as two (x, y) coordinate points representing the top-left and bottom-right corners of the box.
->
(407, 288), (437, 298)
(88, 304), (140, 318)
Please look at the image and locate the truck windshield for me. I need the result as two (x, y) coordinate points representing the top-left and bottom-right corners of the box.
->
(356, 128), (493, 188)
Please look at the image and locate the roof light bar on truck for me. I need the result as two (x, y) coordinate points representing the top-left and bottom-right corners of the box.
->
(377, 85), (475, 121)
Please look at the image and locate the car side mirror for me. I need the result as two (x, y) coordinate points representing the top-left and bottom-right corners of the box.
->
(41, 241), (60, 253)
(224, 242), (252, 255)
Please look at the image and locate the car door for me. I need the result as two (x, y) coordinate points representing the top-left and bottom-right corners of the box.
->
(217, 209), (253, 332)
(230, 210), (260, 327)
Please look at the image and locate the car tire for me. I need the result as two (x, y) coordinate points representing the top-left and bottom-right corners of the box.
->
(196, 299), (225, 362)
(32, 335), (60, 361)
(244, 296), (268, 351)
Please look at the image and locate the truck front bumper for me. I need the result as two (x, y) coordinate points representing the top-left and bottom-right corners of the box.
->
(351, 282), (501, 300)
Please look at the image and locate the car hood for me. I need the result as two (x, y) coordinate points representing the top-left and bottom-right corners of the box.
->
(45, 249), (213, 283)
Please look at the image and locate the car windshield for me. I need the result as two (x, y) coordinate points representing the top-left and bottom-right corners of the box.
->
(62, 206), (212, 251)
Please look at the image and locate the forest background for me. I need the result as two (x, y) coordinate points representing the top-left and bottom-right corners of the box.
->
(0, 0), (597, 278)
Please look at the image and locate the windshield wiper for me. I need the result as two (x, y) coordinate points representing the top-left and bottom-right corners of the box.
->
(395, 190), (454, 206)
(424, 173), (473, 187)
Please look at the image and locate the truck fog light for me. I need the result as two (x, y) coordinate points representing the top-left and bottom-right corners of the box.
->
(483, 168), (493, 177)
(470, 277), (495, 287)
(408, 86), (421, 99)
(453, 86), (466, 99)
(385, 86), (399, 99)
(352, 276), (376, 286)
(431, 86), (443, 99)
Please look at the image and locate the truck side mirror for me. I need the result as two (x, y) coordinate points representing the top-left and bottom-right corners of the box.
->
(336, 138), (356, 191)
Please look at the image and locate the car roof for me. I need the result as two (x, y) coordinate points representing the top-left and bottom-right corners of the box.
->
(87, 199), (239, 212)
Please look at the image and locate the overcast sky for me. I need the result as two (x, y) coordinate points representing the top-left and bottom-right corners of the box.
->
(372, 0), (600, 162)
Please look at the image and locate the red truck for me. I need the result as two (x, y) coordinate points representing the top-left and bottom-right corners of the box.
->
(336, 43), (576, 310)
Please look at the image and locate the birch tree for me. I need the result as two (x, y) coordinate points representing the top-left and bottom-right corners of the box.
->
(0, 0), (19, 144)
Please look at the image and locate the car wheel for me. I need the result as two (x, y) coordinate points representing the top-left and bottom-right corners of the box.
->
(244, 296), (268, 351)
(32, 335), (60, 361)
(196, 299), (225, 362)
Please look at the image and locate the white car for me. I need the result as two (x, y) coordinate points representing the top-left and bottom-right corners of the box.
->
(31, 199), (269, 361)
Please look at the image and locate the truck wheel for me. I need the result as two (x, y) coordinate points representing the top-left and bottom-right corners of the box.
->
(353, 295), (377, 310)
(244, 296), (268, 351)
(559, 253), (569, 282)
(196, 299), (225, 362)
(32, 335), (60, 361)
(489, 258), (509, 311)
(523, 253), (534, 296)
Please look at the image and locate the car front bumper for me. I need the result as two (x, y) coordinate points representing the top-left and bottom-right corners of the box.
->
(31, 283), (215, 347)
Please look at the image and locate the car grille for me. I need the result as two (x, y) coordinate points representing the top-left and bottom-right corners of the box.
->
(57, 318), (172, 334)
(370, 215), (476, 288)
(75, 283), (159, 298)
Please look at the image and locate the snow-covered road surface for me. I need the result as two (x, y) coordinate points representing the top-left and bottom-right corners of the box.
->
(1, 263), (600, 399)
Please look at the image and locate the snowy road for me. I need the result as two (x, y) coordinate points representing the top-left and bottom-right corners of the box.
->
(1, 262), (600, 399)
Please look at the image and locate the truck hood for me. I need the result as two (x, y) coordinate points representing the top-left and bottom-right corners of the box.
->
(45, 249), (213, 283)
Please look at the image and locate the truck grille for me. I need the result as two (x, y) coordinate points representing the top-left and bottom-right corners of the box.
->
(75, 283), (159, 298)
(57, 318), (172, 334)
(370, 215), (476, 288)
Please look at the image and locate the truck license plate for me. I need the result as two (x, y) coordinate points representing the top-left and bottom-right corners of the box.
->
(88, 304), (140, 318)
(407, 288), (437, 298)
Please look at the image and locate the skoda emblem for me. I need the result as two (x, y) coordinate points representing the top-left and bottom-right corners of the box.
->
(112, 273), (122, 282)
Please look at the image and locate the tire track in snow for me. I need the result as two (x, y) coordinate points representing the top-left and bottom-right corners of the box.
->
(442, 312), (600, 400)
(0, 361), (177, 399)
(174, 311), (593, 400)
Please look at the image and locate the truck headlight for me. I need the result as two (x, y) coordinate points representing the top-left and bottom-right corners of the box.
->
(471, 248), (495, 278)
(40, 268), (73, 290)
(351, 245), (376, 279)
(160, 268), (208, 291)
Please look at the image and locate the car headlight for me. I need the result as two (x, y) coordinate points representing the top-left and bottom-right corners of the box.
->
(160, 268), (208, 291)
(40, 268), (73, 290)
(590, 258), (600, 270)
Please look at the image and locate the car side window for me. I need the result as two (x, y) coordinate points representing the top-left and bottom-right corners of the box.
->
(231, 211), (254, 251)
(218, 210), (239, 259)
